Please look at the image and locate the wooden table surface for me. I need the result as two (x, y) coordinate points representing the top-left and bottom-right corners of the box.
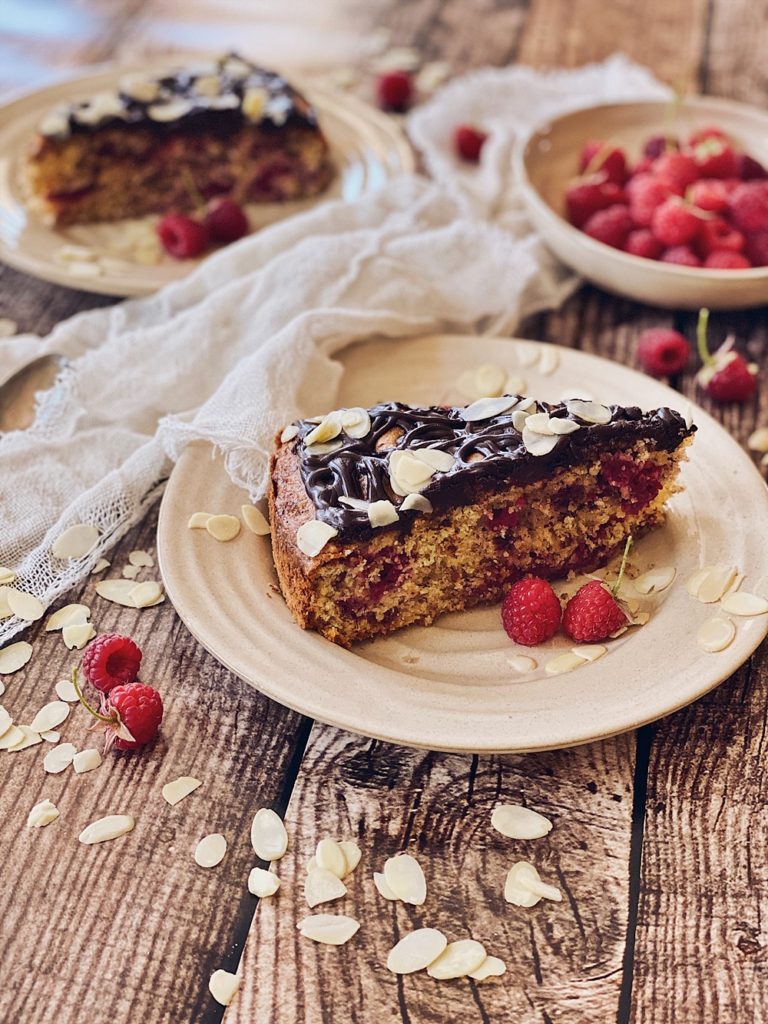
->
(1, 1), (767, 1022)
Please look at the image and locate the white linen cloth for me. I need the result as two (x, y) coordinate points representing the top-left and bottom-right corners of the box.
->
(0, 56), (669, 643)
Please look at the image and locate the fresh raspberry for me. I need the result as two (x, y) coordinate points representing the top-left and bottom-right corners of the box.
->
(204, 198), (249, 243)
(107, 682), (164, 751)
(81, 633), (142, 693)
(704, 250), (752, 269)
(583, 204), (632, 249)
(376, 70), (413, 112)
(745, 230), (768, 266)
(627, 174), (672, 227)
(625, 229), (663, 260)
(562, 580), (627, 643)
(636, 327), (690, 376)
(578, 141), (628, 184)
(728, 182), (768, 233)
(697, 217), (745, 256)
(652, 151), (699, 192)
(692, 138), (737, 179)
(454, 124), (488, 163)
(696, 308), (758, 402)
(688, 178), (729, 213)
(565, 178), (625, 228)
(737, 153), (768, 181)
(157, 213), (208, 259)
(501, 577), (561, 647)
(661, 245), (701, 267)
(643, 134), (677, 160)
(688, 126), (727, 147)
(651, 198), (701, 246)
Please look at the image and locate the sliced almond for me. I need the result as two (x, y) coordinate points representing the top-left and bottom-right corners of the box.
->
(571, 644), (607, 662)
(128, 550), (154, 567)
(507, 655), (537, 673)
(304, 868), (347, 908)
(79, 814), (134, 844)
(43, 742), (77, 774)
(41, 730), (60, 743)
(469, 955), (507, 981)
(63, 622), (96, 650)
(549, 418), (580, 435)
(95, 579), (141, 607)
(304, 412), (343, 447)
(280, 424), (299, 443)
(474, 363), (507, 398)
(241, 505), (271, 535)
(373, 871), (399, 900)
(296, 520), (338, 558)
(55, 679), (79, 702)
(188, 512), (213, 529)
(0, 705), (11, 736)
(316, 838), (347, 879)
(387, 928), (447, 974)
(720, 592), (768, 616)
(194, 833), (227, 868)
(0, 724), (25, 749)
(696, 616), (736, 653)
(633, 566), (676, 595)
(73, 749), (102, 773)
(122, 564), (141, 580)
(505, 861), (561, 906)
(400, 493), (433, 514)
(298, 914), (360, 946)
(491, 805), (553, 840)
(565, 399), (612, 424)
(339, 841), (362, 876)
(538, 347), (559, 375)
(0, 566), (16, 585)
(545, 652), (587, 676)
(28, 799), (60, 828)
(248, 866), (280, 897)
(368, 500), (399, 528)
(8, 727), (40, 753)
(522, 428), (559, 457)
(51, 524), (100, 560)
(45, 603), (90, 632)
(6, 588), (44, 622)
(208, 970), (240, 1007)
(462, 396), (519, 422)
(206, 515), (241, 542)
(747, 427), (768, 452)
(162, 776), (202, 806)
(427, 939), (487, 980)
(696, 565), (738, 604)
(29, 701), (69, 734)
(525, 412), (555, 435)
(687, 566), (712, 597)
(0, 641), (32, 674)
(129, 581), (164, 608)
(340, 407), (371, 439)
(505, 374), (527, 394)
(383, 854), (426, 906)
(91, 558), (110, 574)
(250, 808), (288, 861)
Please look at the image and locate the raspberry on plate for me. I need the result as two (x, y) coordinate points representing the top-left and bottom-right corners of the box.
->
(728, 182), (768, 233)
(583, 204), (632, 248)
(204, 198), (249, 243)
(565, 178), (625, 228)
(501, 577), (561, 647)
(157, 213), (208, 259)
(704, 251), (752, 269)
(107, 682), (164, 751)
(698, 217), (745, 256)
(636, 327), (690, 376)
(562, 580), (628, 643)
(627, 173), (672, 227)
(625, 229), (663, 260)
(696, 307), (758, 402)
(651, 197), (701, 246)
(81, 633), (142, 693)
(652, 151), (699, 192)
(376, 70), (413, 112)
(454, 124), (488, 163)
(661, 245), (701, 267)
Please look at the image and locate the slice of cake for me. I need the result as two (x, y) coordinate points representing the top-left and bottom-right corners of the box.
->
(23, 53), (333, 226)
(269, 394), (695, 647)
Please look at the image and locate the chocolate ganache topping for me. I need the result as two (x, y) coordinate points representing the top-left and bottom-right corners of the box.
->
(38, 53), (317, 141)
(289, 395), (695, 538)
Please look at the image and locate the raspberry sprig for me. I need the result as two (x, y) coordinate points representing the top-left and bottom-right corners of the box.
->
(562, 537), (633, 643)
(73, 668), (163, 753)
(695, 307), (758, 403)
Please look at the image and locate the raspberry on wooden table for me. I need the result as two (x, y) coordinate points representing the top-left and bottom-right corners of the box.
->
(82, 633), (142, 693)
(582, 204), (632, 248)
(454, 124), (487, 163)
(636, 327), (690, 377)
(157, 213), (209, 259)
(562, 580), (628, 643)
(108, 683), (164, 750)
(501, 577), (562, 647)
(376, 70), (413, 112)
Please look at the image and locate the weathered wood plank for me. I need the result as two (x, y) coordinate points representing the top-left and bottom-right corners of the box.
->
(699, 0), (768, 101)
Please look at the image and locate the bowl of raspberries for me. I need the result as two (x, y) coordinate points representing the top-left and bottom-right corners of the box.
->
(516, 97), (768, 309)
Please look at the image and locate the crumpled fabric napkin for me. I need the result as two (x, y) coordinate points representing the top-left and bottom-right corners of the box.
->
(0, 55), (669, 642)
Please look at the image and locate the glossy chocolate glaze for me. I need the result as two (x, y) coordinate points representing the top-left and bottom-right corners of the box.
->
(41, 53), (317, 139)
(293, 397), (695, 537)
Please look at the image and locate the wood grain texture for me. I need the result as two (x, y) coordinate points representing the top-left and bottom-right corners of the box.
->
(228, 726), (635, 1024)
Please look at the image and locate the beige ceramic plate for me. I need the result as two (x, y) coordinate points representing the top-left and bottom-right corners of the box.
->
(157, 334), (768, 753)
(516, 97), (768, 309)
(0, 64), (413, 297)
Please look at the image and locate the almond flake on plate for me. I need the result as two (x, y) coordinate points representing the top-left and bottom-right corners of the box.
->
(387, 928), (447, 974)
(51, 523), (100, 560)
(208, 969), (240, 1007)
(248, 866), (280, 897)
(304, 868), (347, 908)
(296, 520), (338, 558)
(206, 514), (241, 542)
(474, 363), (507, 398)
(194, 833), (227, 868)
(298, 914), (360, 946)
(241, 505), (271, 535)
(633, 566), (676, 595)
(491, 804), (553, 840)
(128, 549), (154, 567)
(6, 588), (44, 622)
(507, 655), (537, 672)
(316, 838), (347, 879)
(63, 622), (96, 650)
(251, 808), (288, 861)
(545, 652), (587, 676)
(504, 861), (562, 907)
(28, 799), (60, 828)
(45, 603), (90, 632)
(55, 678), (79, 703)
(73, 749), (102, 773)
(469, 955), (507, 981)
(339, 841), (362, 876)
(0, 641), (32, 674)
(79, 814), (134, 844)
(426, 939), (487, 980)
(571, 644), (607, 662)
(30, 701), (69, 734)
(383, 854), (426, 906)
(373, 871), (399, 900)
(538, 347), (559, 375)
(188, 512), (213, 529)
(694, 565), (738, 603)
(720, 592), (768, 616)
(0, 724), (25, 749)
(43, 742), (77, 774)
(162, 776), (202, 806)
(696, 617), (736, 653)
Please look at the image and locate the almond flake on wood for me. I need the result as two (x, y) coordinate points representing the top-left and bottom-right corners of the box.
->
(162, 776), (202, 806)
(387, 928), (447, 974)
(720, 592), (768, 616)
(0, 724), (25, 749)
(52, 524), (100, 560)
(469, 955), (507, 981)
(747, 427), (768, 452)
(128, 550), (154, 567)
(426, 939), (487, 979)
(188, 512), (213, 529)
(0, 641), (32, 674)
(304, 868), (347, 908)
(46, 603), (90, 631)
(122, 564), (141, 580)
(0, 706), (10, 736)
(241, 505), (271, 535)
(251, 808), (288, 861)
(491, 804), (553, 840)
(28, 799), (60, 828)
(373, 872), (398, 900)
(696, 617), (736, 653)
(79, 814), (134, 844)
(296, 520), (338, 558)
(43, 742), (77, 774)
(248, 866), (280, 897)
(696, 565), (738, 603)
(633, 566), (676, 595)
(73, 749), (102, 773)
(339, 841), (362, 876)
(30, 701), (69, 733)
(316, 838), (347, 878)
(63, 622), (96, 650)
(6, 725), (39, 751)
(129, 581), (164, 608)
(41, 730), (60, 743)
(194, 833), (227, 868)
(96, 579), (140, 606)
(505, 861), (562, 906)
(383, 854), (426, 906)
(206, 515), (241, 542)
(91, 558), (110, 574)
(6, 588), (44, 622)
(208, 970), (240, 1007)
(55, 679), (79, 702)
(545, 652), (586, 675)
(298, 914), (360, 946)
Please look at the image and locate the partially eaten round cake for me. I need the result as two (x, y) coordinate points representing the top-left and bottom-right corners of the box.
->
(23, 53), (333, 226)
(269, 394), (695, 647)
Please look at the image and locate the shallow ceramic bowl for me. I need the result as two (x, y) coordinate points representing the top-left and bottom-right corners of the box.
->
(516, 97), (768, 309)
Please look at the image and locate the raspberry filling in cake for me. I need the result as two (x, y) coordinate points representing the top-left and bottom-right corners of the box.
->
(268, 395), (695, 647)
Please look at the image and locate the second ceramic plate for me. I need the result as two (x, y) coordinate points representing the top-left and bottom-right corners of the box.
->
(157, 335), (768, 753)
